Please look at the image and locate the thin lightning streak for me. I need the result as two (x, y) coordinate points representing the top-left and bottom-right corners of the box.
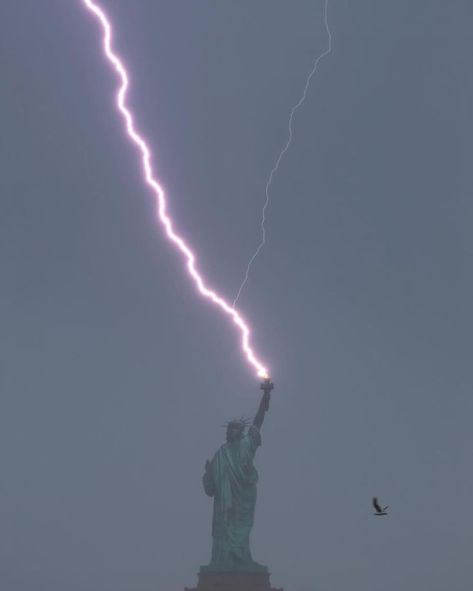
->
(233, 0), (332, 307)
(80, 0), (269, 379)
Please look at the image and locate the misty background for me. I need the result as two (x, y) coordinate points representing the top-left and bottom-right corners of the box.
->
(1, 1), (472, 590)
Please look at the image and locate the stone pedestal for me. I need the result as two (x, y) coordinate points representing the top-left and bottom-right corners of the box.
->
(185, 571), (283, 591)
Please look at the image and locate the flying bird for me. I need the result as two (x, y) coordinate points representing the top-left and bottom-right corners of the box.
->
(372, 497), (388, 516)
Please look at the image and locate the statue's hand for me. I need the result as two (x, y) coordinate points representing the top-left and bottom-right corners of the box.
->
(263, 390), (271, 411)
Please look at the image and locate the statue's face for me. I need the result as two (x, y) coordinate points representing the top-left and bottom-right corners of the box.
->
(226, 423), (243, 442)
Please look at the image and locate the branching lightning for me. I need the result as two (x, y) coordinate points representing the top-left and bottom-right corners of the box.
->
(233, 0), (332, 307)
(80, 0), (269, 379)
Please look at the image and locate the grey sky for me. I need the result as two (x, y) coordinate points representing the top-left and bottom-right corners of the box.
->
(1, 1), (472, 590)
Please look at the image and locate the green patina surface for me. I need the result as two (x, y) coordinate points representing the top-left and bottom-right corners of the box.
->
(202, 424), (267, 573)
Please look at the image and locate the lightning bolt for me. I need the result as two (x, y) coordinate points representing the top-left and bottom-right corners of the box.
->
(233, 0), (332, 307)
(80, 0), (269, 379)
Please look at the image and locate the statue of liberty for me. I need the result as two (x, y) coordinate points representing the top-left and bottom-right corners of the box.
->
(201, 379), (273, 573)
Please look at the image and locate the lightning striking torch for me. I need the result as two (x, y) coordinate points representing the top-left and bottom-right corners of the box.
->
(79, 0), (271, 382)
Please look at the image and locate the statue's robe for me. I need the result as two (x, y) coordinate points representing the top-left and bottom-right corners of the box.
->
(202, 425), (265, 572)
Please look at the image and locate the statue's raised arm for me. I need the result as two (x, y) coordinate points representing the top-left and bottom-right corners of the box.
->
(253, 378), (274, 431)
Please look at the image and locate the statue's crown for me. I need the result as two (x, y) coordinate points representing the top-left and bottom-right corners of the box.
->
(223, 416), (251, 431)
